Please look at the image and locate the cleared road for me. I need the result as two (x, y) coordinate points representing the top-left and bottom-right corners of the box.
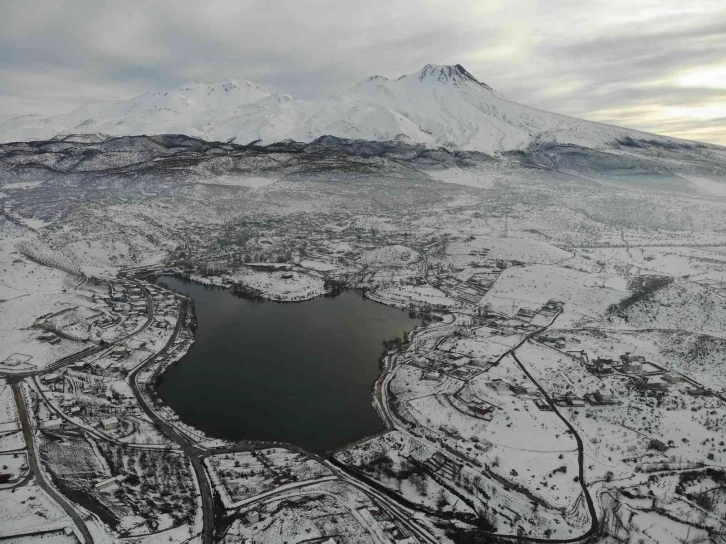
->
(13, 382), (94, 544)
(127, 298), (216, 544)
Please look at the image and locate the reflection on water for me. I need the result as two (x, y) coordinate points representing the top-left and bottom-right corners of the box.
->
(154, 275), (423, 452)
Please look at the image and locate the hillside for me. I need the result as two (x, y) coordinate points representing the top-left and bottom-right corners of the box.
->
(3, 64), (723, 159)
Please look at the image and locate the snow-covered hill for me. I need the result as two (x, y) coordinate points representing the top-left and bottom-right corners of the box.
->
(0, 64), (713, 154)
(0, 78), (271, 144)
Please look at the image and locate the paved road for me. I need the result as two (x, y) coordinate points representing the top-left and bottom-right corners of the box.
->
(377, 308), (601, 543)
(31, 375), (175, 452)
(115, 279), (156, 342)
(557, 242), (726, 249)
(3, 344), (105, 379)
(1, 278), (154, 380)
(12, 382), (94, 544)
(3, 279), (213, 544)
(325, 460), (439, 544)
(127, 298), (215, 544)
(5, 268), (602, 544)
(511, 351), (599, 543)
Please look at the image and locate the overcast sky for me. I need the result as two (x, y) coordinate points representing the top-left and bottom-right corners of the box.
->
(2, 0), (725, 145)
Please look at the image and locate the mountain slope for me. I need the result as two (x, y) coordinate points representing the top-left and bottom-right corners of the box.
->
(0, 64), (717, 156)
(0, 78), (271, 144)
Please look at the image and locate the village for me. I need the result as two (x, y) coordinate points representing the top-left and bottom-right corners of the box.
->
(1, 159), (726, 544)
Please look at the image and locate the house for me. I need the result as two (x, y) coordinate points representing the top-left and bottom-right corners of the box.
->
(0, 473), (12, 483)
(126, 339), (147, 350)
(95, 476), (120, 493)
(471, 403), (494, 419)
(82, 382), (99, 394)
(487, 379), (513, 395)
(589, 358), (614, 375)
(509, 384), (528, 396)
(110, 382), (134, 400)
(100, 417), (119, 431)
(109, 347), (130, 360)
(639, 378), (667, 391)
(622, 354), (646, 363)
(42, 373), (62, 384)
(662, 373), (682, 384)
(585, 390), (615, 405)
(456, 286), (483, 304)
(500, 327), (516, 336)
(621, 362), (643, 375)
(245, 510), (260, 524)
(450, 356), (471, 367)
(41, 418), (63, 431)
(111, 291), (126, 302)
(423, 371), (441, 381)
(543, 300), (564, 312)
(685, 386), (709, 396)
(534, 398), (552, 411)
(557, 393), (585, 407)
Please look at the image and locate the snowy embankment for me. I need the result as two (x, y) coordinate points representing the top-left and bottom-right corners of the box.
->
(171, 268), (328, 302)
(367, 284), (455, 309)
(228, 269), (327, 301)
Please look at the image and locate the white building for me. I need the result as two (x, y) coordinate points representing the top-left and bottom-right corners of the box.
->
(95, 476), (120, 493)
(100, 416), (119, 430)
(41, 418), (63, 431)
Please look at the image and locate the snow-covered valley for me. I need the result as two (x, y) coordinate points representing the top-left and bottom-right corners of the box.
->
(1, 66), (726, 544)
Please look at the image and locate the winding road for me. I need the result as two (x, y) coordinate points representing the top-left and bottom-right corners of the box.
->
(3, 267), (601, 544)
(126, 297), (217, 544)
(12, 382), (95, 544)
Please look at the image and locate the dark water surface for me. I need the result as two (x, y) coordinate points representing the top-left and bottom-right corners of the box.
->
(154, 276), (422, 452)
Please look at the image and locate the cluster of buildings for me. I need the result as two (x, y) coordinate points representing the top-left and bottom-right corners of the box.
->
(36, 332), (62, 345)
(432, 259), (508, 304)
(580, 351), (706, 396)
(414, 351), (486, 382)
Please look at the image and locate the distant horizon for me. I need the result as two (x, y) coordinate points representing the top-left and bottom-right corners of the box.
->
(2, 1), (725, 145)
(1, 62), (722, 150)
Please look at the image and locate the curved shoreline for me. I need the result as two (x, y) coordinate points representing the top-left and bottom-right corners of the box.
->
(136, 270), (599, 543)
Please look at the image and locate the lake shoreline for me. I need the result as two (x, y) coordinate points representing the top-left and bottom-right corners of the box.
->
(149, 274), (423, 453)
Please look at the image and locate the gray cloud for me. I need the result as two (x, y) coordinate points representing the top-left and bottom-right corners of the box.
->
(1, 0), (725, 145)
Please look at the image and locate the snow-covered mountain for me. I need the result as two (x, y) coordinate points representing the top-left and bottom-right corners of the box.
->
(0, 78), (271, 144)
(0, 64), (707, 154)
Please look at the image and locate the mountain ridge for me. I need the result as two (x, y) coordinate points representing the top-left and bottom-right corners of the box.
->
(0, 64), (719, 155)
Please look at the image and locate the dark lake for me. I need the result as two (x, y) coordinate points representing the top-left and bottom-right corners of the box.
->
(153, 276), (423, 452)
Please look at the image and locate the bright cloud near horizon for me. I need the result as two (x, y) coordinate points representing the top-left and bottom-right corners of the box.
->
(2, 0), (725, 145)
